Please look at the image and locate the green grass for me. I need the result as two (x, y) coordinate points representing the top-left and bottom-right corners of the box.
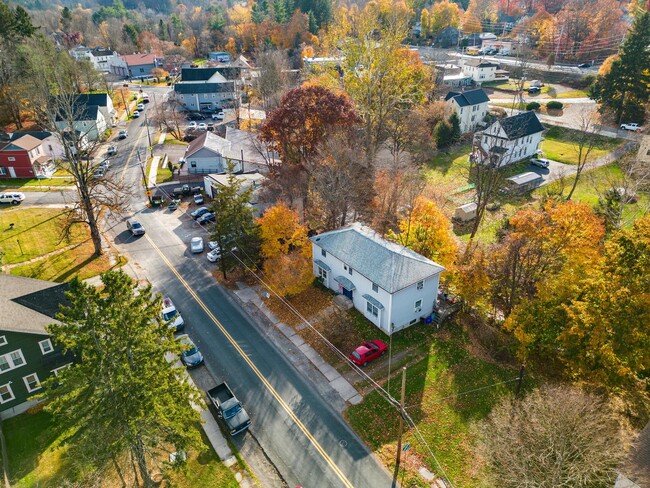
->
(157, 166), (175, 183)
(3, 410), (239, 487)
(164, 135), (188, 145)
(541, 126), (624, 165)
(553, 89), (589, 99)
(0, 177), (75, 189)
(484, 80), (551, 94)
(346, 325), (527, 487)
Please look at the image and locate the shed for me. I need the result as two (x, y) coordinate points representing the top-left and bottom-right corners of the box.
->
(454, 202), (477, 221)
(504, 172), (543, 194)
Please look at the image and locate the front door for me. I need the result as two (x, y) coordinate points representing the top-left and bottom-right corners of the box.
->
(8, 167), (16, 178)
(342, 287), (353, 300)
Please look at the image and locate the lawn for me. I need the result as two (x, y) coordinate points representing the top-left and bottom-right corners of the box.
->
(3, 409), (239, 487)
(552, 89), (590, 99)
(0, 177), (75, 190)
(0, 208), (118, 281)
(157, 166), (175, 183)
(540, 126), (624, 165)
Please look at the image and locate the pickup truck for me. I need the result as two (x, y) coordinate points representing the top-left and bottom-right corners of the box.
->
(208, 382), (251, 435)
(620, 122), (641, 131)
(161, 297), (185, 332)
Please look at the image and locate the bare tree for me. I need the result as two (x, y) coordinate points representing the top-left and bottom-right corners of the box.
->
(567, 109), (601, 200)
(150, 99), (186, 141)
(253, 50), (292, 112)
(479, 385), (625, 488)
(0, 43), (26, 129)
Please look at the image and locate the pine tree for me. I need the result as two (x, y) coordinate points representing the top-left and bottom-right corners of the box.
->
(60, 6), (72, 33)
(273, 0), (287, 23)
(159, 18), (166, 40)
(592, 10), (650, 123)
(251, 0), (268, 24)
(42, 271), (203, 486)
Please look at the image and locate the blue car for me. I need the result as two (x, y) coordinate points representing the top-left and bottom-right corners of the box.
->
(197, 212), (215, 225)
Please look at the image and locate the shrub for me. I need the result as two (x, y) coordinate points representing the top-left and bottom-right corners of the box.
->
(546, 101), (564, 110)
(526, 102), (541, 111)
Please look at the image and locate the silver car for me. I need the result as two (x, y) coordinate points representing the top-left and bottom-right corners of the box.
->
(190, 237), (204, 253)
(177, 334), (204, 368)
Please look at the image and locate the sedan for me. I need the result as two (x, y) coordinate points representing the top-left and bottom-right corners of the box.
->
(118, 130), (128, 139)
(194, 193), (204, 205)
(177, 334), (204, 368)
(208, 241), (219, 250)
(577, 62), (591, 69)
(190, 237), (204, 253)
(349, 340), (388, 367)
(191, 206), (210, 219)
(530, 157), (550, 168)
(137, 103), (145, 111)
(197, 212), (215, 225)
(197, 123), (208, 131)
(106, 145), (117, 156)
(188, 121), (198, 129)
(132, 111), (140, 118)
(207, 248), (221, 262)
(212, 111), (225, 120)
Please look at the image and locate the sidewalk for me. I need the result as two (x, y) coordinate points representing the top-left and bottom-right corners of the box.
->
(232, 283), (363, 407)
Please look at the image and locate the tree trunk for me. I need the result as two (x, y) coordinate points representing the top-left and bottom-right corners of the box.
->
(134, 438), (153, 487)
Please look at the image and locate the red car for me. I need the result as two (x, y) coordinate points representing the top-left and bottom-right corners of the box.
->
(349, 340), (388, 366)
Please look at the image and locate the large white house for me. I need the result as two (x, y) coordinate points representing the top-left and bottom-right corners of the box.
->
(474, 111), (545, 166)
(445, 88), (490, 133)
(172, 67), (242, 111)
(69, 46), (121, 73)
(461, 59), (500, 83)
(310, 223), (445, 335)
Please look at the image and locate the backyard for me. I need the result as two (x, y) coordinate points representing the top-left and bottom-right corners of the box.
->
(540, 126), (624, 164)
(2, 409), (239, 488)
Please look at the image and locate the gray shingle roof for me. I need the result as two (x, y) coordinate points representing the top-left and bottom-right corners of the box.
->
(445, 88), (490, 107)
(499, 111), (544, 140)
(181, 67), (219, 82)
(174, 82), (234, 94)
(310, 223), (444, 293)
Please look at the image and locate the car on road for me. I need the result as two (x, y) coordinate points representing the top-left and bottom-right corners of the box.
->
(162, 296), (185, 332)
(186, 112), (205, 120)
(177, 334), (204, 368)
(126, 218), (145, 236)
(100, 159), (110, 170)
(188, 121), (198, 129)
(137, 103), (145, 111)
(106, 145), (117, 156)
(207, 123), (215, 132)
(207, 247), (221, 262)
(212, 111), (225, 120)
(93, 167), (106, 178)
(349, 340), (387, 367)
(197, 212), (215, 225)
(527, 86), (541, 94)
(194, 193), (204, 205)
(0, 192), (25, 205)
(191, 206), (210, 219)
(142, 94), (150, 103)
(190, 236), (204, 253)
(577, 62), (591, 69)
(118, 130), (128, 139)
(132, 111), (140, 118)
(198, 123), (207, 131)
(620, 122), (641, 131)
(530, 157), (550, 168)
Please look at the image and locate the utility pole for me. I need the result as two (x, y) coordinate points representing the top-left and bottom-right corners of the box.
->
(120, 89), (131, 117)
(391, 367), (407, 488)
(136, 150), (151, 204)
(144, 112), (152, 149)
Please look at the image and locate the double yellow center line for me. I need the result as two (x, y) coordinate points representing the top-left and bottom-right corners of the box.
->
(144, 234), (354, 488)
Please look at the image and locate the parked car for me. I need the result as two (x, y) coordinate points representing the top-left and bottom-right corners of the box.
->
(100, 159), (110, 170)
(207, 247), (221, 262)
(349, 340), (387, 366)
(577, 62), (591, 68)
(527, 86), (541, 94)
(188, 121), (198, 129)
(620, 122), (641, 131)
(191, 206), (210, 219)
(208, 241), (219, 250)
(190, 236), (204, 253)
(118, 130), (128, 139)
(207, 123), (215, 132)
(126, 218), (145, 236)
(177, 334), (204, 368)
(198, 123), (208, 131)
(186, 112), (205, 120)
(194, 193), (204, 205)
(161, 296), (185, 332)
(142, 94), (150, 103)
(106, 145), (117, 156)
(0, 192), (25, 205)
(212, 111), (225, 120)
(530, 157), (550, 168)
(137, 103), (145, 111)
(132, 111), (140, 118)
(197, 212), (215, 225)
(93, 167), (106, 178)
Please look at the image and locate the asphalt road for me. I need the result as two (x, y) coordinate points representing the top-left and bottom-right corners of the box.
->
(108, 91), (393, 487)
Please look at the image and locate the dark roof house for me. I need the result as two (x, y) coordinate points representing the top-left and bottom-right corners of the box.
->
(499, 111), (545, 140)
(445, 88), (490, 107)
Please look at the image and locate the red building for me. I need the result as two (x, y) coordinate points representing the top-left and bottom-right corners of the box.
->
(0, 135), (54, 179)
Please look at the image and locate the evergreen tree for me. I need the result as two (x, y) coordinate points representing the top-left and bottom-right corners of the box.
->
(284, 0), (295, 17)
(42, 271), (203, 486)
(159, 18), (166, 40)
(251, 0), (268, 24)
(60, 6), (72, 33)
(273, 0), (287, 23)
(209, 162), (261, 279)
(592, 10), (650, 123)
(308, 10), (317, 34)
(448, 112), (461, 143)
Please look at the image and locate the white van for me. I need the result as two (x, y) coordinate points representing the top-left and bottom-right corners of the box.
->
(0, 192), (25, 205)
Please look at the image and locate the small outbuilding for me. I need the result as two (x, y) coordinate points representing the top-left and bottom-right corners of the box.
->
(504, 172), (543, 194)
(454, 202), (478, 221)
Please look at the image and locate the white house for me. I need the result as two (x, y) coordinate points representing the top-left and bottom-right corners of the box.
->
(69, 46), (121, 73)
(185, 127), (275, 174)
(8, 132), (66, 160)
(203, 172), (267, 216)
(461, 59), (500, 83)
(310, 223), (445, 334)
(474, 111), (545, 166)
(172, 67), (242, 111)
(55, 105), (107, 142)
(445, 89), (490, 133)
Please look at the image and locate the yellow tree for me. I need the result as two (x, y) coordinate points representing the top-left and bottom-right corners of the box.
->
(462, 0), (497, 33)
(258, 204), (313, 296)
(387, 196), (458, 269)
(430, 0), (461, 35)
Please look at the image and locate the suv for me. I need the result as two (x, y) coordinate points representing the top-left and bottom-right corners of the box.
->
(212, 111), (225, 120)
(528, 86), (541, 94)
(106, 145), (117, 156)
(126, 218), (145, 236)
(530, 157), (550, 168)
(118, 130), (128, 139)
(0, 192), (25, 205)
(162, 297), (185, 332)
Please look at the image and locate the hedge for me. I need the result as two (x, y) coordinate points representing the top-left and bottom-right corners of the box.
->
(546, 101), (564, 110)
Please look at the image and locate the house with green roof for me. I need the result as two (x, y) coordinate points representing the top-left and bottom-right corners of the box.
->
(0, 276), (73, 418)
(310, 223), (445, 334)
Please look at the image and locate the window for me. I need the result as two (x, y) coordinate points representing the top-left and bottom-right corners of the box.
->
(0, 168), (6, 175)
(415, 299), (423, 309)
(417, 280), (424, 290)
(318, 267), (327, 280)
(0, 336), (6, 347)
(321, 249), (326, 257)
(52, 363), (72, 376)
(0, 349), (26, 373)
(372, 283), (379, 293)
(39, 339), (53, 355)
(348, 267), (353, 276)
(0, 383), (14, 404)
(23, 373), (41, 392)
(7, 157), (15, 162)
(366, 301), (379, 317)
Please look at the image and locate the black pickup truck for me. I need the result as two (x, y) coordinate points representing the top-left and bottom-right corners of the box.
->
(207, 382), (251, 435)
